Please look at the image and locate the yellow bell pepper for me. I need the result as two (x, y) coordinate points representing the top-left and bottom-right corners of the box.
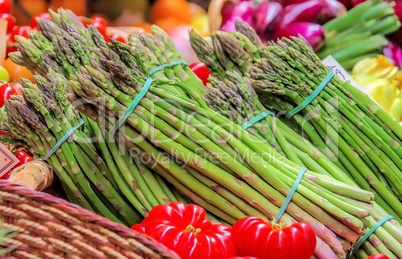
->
(351, 55), (402, 122)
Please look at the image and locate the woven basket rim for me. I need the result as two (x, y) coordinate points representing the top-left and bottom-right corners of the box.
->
(0, 180), (180, 259)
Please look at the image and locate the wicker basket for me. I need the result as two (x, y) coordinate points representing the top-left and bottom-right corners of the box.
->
(0, 180), (180, 259)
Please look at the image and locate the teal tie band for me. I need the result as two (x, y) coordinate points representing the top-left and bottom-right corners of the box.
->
(348, 215), (394, 258)
(241, 110), (275, 130)
(42, 119), (85, 160)
(109, 61), (188, 136)
(285, 70), (335, 119)
(274, 167), (307, 222)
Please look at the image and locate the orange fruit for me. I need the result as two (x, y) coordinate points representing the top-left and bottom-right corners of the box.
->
(133, 22), (153, 34)
(50, 0), (86, 16)
(3, 58), (34, 82)
(12, 0), (49, 25)
(154, 17), (183, 32)
(151, 0), (191, 23)
(188, 2), (206, 17)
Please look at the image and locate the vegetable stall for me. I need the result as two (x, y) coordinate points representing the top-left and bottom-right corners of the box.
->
(0, 0), (402, 259)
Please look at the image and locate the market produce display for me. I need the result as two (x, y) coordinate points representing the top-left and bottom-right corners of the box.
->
(1, 2), (402, 259)
(0, 8), (389, 258)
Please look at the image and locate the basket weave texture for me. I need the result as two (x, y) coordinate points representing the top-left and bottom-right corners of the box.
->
(0, 180), (180, 259)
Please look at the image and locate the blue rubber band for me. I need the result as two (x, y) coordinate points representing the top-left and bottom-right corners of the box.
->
(348, 215), (394, 258)
(42, 119), (85, 160)
(274, 167), (307, 222)
(285, 70), (335, 119)
(241, 110), (274, 130)
(109, 61), (188, 136)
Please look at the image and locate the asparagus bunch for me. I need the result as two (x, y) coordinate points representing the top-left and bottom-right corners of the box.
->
(202, 71), (402, 259)
(11, 7), (209, 218)
(0, 75), (143, 226)
(190, 21), (402, 258)
(204, 71), (357, 185)
(190, 21), (402, 218)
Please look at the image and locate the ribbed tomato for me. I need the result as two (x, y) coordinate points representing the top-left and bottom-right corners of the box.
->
(231, 216), (316, 259)
(131, 202), (236, 259)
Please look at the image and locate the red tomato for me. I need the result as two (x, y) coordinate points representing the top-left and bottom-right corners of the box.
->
(14, 150), (34, 168)
(6, 44), (18, 56)
(0, 0), (12, 14)
(91, 16), (108, 27)
(10, 26), (30, 41)
(0, 13), (15, 34)
(231, 217), (316, 259)
(92, 21), (107, 36)
(78, 16), (92, 27)
(0, 83), (18, 107)
(30, 12), (51, 29)
(5, 33), (17, 56)
(0, 130), (10, 137)
(367, 254), (390, 259)
(227, 257), (258, 259)
(0, 171), (10, 179)
(189, 62), (211, 85)
(131, 202), (236, 259)
(108, 33), (128, 44)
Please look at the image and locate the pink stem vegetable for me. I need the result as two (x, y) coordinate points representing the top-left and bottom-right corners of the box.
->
(274, 21), (324, 50)
(253, 1), (283, 41)
(383, 41), (402, 69)
(220, 0), (256, 32)
(276, 0), (346, 29)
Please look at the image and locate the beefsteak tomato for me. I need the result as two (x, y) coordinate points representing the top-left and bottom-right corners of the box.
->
(131, 202), (236, 259)
(231, 216), (316, 259)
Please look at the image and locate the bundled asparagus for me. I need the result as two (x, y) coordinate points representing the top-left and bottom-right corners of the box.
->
(0, 76), (144, 226)
(190, 21), (402, 218)
(204, 71), (356, 185)
(190, 21), (402, 258)
(202, 72), (402, 259)
(7, 9), (215, 223)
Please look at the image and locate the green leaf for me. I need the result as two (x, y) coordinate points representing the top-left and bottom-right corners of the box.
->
(0, 223), (18, 256)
